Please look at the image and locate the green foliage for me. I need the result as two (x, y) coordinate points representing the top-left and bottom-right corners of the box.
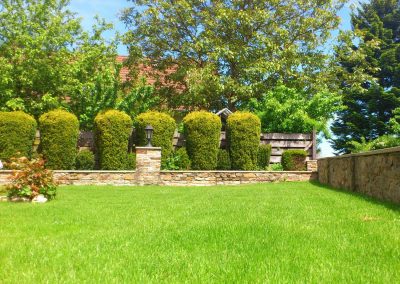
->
(244, 85), (341, 135)
(122, 0), (345, 110)
(75, 150), (95, 170)
(257, 144), (272, 170)
(126, 153), (136, 170)
(227, 112), (261, 170)
(94, 110), (132, 170)
(332, 0), (400, 153)
(164, 148), (191, 170)
(267, 163), (284, 171)
(0, 111), (36, 161)
(6, 156), (57, 200)
(349, 135), (400, 153)
(39, 110), (79, 170)
(183, 111), (221, 170)
(281, 150), (308, 171)
(135, 111), (176, 164)
(116, 79), (158, 119)
(217, 149), (231, 170)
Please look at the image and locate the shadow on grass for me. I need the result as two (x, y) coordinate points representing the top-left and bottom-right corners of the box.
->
(310, 180), (400, 213)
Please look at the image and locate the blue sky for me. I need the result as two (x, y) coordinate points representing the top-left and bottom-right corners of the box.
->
(69, 0), (357, 157)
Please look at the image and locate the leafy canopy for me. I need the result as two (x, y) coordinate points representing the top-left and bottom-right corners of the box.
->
(0, 0), (156, 129)
(122, 0), (346, 110)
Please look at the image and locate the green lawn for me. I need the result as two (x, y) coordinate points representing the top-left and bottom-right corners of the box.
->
(1, 182), (399, 283)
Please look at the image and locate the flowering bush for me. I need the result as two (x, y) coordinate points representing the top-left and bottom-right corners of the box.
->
(6, 156), (57, 200)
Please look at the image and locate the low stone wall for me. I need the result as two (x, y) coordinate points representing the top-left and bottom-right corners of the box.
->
(318, 146), (400, 204)
(160, 171), (317, 186)
(0, 170), (316, 186)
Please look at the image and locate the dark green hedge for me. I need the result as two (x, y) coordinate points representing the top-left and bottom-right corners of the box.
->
(217, 149), (231, 170)
(227, 112), (261, 170)
(281, 149), (308, 171)
(75, 150), (95, 170)
(257, 144), (272, 170)
(39, 110), (79, 169)
(0, 111), (36, 161)
(183, 111), (221, 170)
(135, 111), (175, 164)
(94, 110), (133, 170)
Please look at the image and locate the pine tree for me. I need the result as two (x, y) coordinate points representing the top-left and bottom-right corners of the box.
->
(331, 0), (400, 154)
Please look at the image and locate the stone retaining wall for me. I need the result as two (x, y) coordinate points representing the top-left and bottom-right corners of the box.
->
(0, 170), (316, 186)
(318, 146), (400, 204)
(160, 171), (316, 186)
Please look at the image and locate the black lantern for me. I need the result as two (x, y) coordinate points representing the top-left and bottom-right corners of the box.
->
(145, 125), (154, 147)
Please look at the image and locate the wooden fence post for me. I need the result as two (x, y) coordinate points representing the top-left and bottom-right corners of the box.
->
(312, 128), (317, 160)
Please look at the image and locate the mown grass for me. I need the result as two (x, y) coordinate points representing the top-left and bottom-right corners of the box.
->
(0, 182), (399, 283)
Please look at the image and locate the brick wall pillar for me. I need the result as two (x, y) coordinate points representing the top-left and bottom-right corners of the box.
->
(306, 160), (318, 172)
(135, 147), (162, 185)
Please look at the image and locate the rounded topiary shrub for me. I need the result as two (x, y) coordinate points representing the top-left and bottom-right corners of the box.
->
(135, 111), (176, 164)
(183, 111), (221, 170)
(257, 144), (272, 170)
(0, 111), (37, 161)
(39, 110), (79, 169)
(227, 112), (261, 170)
(281, 149), (308, 171)
(75, 150), (95, 170)
(94, 110), (132, 170)
(217, 149), (231, 170)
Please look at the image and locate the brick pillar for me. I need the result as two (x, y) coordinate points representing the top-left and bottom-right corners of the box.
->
(135, 147), (162, 185)
(306, 160), (318, 172)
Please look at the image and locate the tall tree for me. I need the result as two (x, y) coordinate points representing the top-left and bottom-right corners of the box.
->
(122, 0), (346, 111)
(0, 0), (154, 130)
(331, 0), (400, 153)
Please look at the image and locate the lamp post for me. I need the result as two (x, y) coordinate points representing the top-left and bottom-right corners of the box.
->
(145, 125), (154, 147)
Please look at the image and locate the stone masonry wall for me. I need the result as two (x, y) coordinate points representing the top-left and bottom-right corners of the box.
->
(160, 171), (317, 186)
(0, 170), (316, 186)
(318, 147), (400, 204)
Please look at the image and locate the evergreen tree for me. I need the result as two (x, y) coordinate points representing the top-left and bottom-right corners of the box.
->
(331, 0), (400, 154)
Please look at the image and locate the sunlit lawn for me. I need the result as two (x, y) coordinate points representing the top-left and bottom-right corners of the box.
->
(0, 182), (399, 283)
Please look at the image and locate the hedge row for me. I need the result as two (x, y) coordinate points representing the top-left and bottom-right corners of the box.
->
(94, 110), (133, 170)
(39, 110), (79, 169)
(183, 111), (221, 170)
(227, 112), (261, 170)
(0, 110), (307, 171)
(0, 111), (37, 161)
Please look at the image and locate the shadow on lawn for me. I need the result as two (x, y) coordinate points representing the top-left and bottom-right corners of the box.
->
(310, 181), (400, 213)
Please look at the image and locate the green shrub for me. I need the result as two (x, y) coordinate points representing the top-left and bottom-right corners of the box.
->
(349, 135), (400, 153)
(164, 147), (191, 170)
(257, 144), (272, 170)
(267, 163), (283, 171)
(94, 110), (133, 170)
(281, 149), (308, 171)
(0, 111), (36, 161)
(75, 150), (95, 170)
(126, 152), (136, 170)
(135, 111), (176, 164)
(217, 149), (231, 170)
(39, 110), (79, 170)
(6, 156), (57, 200)
(227, 112), (261, 170)
(175, 147), (191, 170)
(183, 111), (221, 170)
